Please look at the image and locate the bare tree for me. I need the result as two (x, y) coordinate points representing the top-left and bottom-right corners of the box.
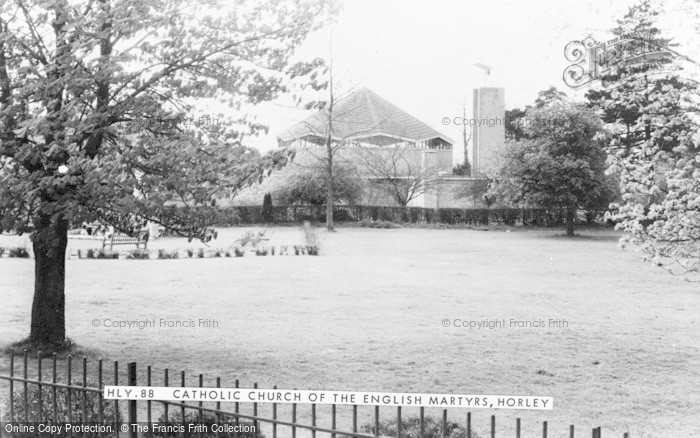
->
(358, 146), (442, 206)
(288, 84), (396, 229)
(453, 97), (473, 176)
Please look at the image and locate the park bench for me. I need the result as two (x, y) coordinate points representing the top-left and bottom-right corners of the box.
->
(68, 228), (149, 251)
(102, 230), (149, 251)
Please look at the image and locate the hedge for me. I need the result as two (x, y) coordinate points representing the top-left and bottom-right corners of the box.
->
(176, 205), (604, 227)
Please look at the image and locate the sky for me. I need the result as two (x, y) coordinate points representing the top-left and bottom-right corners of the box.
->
(248, 0), (699, 162)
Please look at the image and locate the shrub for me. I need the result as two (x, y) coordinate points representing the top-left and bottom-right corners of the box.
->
(306, 245), (319, 256)
(333, 209), (353, 222)
(273, 163), (363, 206)
(233, 247), (245, 257)
(452, 161), (472, 176)
(317, 209), (355, 222)
(196, 248), (205, 259)
(356, 219), (399, 229)
(95, 249), (119, 259)
(126, 249), (150, 260)
(236, 231), (266, 248)
(3, 377), (122, 437)
(213, 249), (223, 257)
(261, 193), (274, 223)
(157, 249), (179, 259)
(255, 247), (268, 256)
(361, 415), (482, 438)
(0, 246), (6, 257)
(303, 224), (319, 247)
(186, 248), (194, 258)
(153, 410), (262, 438)
(8, 247), (30, 258)
(300, 213), (317, 223)
(86, 249), (119, 259)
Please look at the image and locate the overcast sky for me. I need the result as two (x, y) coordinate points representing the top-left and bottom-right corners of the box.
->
(248, 0), (699, 159)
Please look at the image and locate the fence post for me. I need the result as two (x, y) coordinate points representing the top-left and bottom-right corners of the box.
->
(466, 412), (471, 438)
(396, 406), (401, 438)
(418, 407), (424, 438)
(128, 362), (137, 438)
(442, 409), (447, 438)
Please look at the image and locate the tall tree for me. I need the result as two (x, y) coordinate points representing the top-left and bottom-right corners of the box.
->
(505, 86), (566, 142)
(488, 100), (608, 236)
(586, 0), (700, 275)
(456, 96), (472, 175)
(533, 86), (567, 108)
(284, 50), (344, 230)
(505, 107), (527, 141)
(287, 84), (394, 230)
(0, 0), (333, 349)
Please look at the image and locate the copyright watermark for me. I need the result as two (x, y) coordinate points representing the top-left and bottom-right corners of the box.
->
(91, 318), (220, 329)
(442, 318), (569, 329)
(131, 115), (226, 130)
(441, 116), (565, 128)
(2, 422), (255, 437)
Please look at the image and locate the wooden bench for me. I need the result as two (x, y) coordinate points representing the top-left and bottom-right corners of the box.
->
(68, 230), (148, 250)
(102, 231), (149, 251)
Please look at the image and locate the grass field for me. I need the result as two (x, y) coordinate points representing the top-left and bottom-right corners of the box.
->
(0, 225), (698, 437)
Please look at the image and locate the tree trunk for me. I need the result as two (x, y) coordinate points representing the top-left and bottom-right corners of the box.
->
(325, 137), (334, 231)
(30, 213), (69, 347)
(566, 204), (575, 237)
(325, 162), (334, 230)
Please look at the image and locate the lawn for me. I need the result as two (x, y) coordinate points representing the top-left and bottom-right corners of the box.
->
(0, 225), (698, 438)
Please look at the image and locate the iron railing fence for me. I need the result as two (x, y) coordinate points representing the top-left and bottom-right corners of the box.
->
(1, 351), (622, 438)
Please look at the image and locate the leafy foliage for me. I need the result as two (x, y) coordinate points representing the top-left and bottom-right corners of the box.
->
(85, 248), (119, 259)
(235, 230), (266, 248)
(356, 218), (399, 228)
(533, 86), (567, 108)
(5, 377), (121, 433)
(8, 246), (30, 257)
(0, 0), (334, 345)
(505, 86), (566, 142)
(586, 0), (700, 276)
(452, 161), (471, 176)
(155, 409), (261, 438)
(0, 0), (332, 240)
(272, 163), (363, 206)
(454, 178), (491, 207)
(261, 193), (274, 223)
(488, 100), (608, 235)
(157, 249), (179, 259)
(361, 415), (482, 438)
(505, 107), (528, 141)
(125, 249), (150, 259)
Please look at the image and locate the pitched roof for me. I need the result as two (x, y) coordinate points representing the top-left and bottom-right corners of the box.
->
(277, 87), (453, 145)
